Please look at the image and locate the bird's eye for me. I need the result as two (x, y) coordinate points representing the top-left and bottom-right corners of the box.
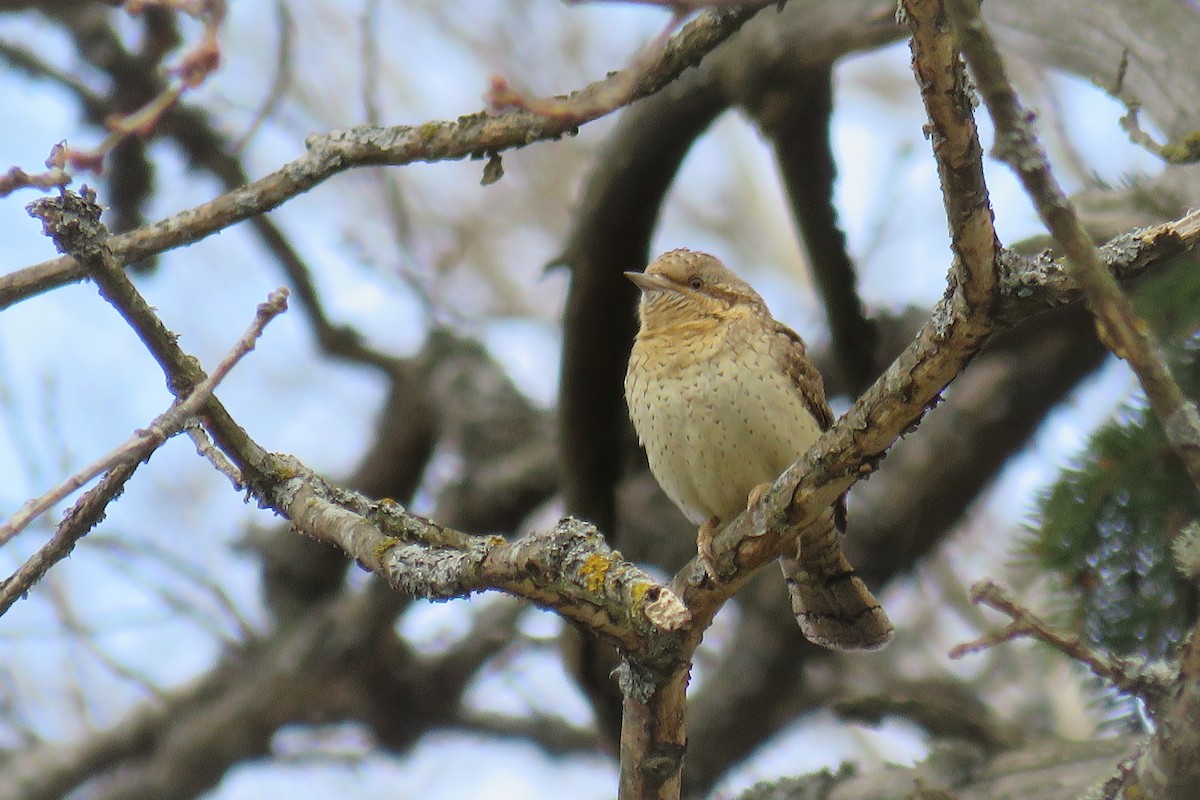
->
(688, 276), (703, 291)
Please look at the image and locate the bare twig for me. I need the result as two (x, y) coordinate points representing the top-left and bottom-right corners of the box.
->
(489, 1), (772, 122)
(0, 286), (288, 614)
(88, 533), (255, 642)
(0, 33), (394, 370)
(0, 463), (140, 617)
(953, 578), (1200, 798)
(0, 161), (73, 197)
(0, 3), (766, 311)
(1120, 105), (1200, 165)
(186, 424), (243, 488)
(360, 0), (383, 126)
(0, 284), (288, 546)
(456, 710), (601, 755)
(945, 0), (1200, 491)
(948, 579), (1172, 706)
(42, 576), (169, 703)
(0, 0), (227, 197)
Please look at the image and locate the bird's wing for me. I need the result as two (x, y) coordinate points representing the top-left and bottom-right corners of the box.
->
(770, 319), (847, 531)
(770, 320), (835, 431)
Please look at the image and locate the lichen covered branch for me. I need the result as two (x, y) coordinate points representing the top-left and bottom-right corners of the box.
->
(946, 0), (1200, 490)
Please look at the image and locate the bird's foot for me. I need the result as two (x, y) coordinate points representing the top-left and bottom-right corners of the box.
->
(746, 482), (772, 530)
(697, 515), (721, 581)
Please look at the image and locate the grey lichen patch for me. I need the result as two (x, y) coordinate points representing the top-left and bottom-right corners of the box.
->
(996, 248), (1057, 294)
(555, 516), (611, 557)
(993, 116), (1053, 176)
(273, 474), (307, 510)
(994, 249), (1074, 324)
(614, 659), (660, 703)
(266, 453), (314, 508)
(928, 294), (958, 340)
(1100, 230), (1144, 272)
(385, 541), (484, 601)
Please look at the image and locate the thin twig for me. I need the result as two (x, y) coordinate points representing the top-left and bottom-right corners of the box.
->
(0, 0), (227, 196)
(1119, 104), (1200, 166)
(0, 288), (287, 546)
(43, 574), (170, 704)
(948, 579), (1172, 706)
(945, 0), (1200, 491)
(489, 1), (771, 121)
(87, 533), (255, 643)
(0, 35), (395, 371)
(0, 462), (140, 618)
(186, 424), (243, 488)
(0, 288), (288, 616)
(0, 3), (765, 311)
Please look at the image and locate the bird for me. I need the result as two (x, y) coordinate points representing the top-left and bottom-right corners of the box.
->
(623, 248), (893, 651)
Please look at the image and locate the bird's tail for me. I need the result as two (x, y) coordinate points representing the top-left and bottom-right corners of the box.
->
(779, 507), (893, 651)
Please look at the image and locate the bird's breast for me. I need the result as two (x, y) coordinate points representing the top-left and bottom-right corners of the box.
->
(625, 322), (823, 528)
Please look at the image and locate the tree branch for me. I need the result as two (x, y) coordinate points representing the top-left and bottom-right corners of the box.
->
(1129, 614), (1200, 799)
(0, 275), (286, 547)
(949, 579), (1173, 705)
(0, 281), (287, 613)
(946, 0), (1200, 490)
(903, 0), (998, 311)
(285, 474), (689, 650)
(0, 2), (767, 311)
(17, 152), (1200, 800)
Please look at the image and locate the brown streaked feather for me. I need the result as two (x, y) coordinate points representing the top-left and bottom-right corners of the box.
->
(768, 319), (835, 431)
(768, 318), (848, 531)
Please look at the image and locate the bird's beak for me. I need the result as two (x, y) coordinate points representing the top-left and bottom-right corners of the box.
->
(624, 271), (676, 294)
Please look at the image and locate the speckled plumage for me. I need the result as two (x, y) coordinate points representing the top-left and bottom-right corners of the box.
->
(624, 249), (892, 651)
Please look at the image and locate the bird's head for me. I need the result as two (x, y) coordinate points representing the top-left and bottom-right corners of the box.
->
(625, 249), (764, 333)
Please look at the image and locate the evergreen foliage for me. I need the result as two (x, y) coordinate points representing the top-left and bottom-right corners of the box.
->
(1028, 255), (1200, 660)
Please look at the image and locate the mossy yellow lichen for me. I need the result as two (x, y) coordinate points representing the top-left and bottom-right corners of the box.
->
(1161, 130), (1200, 164)
(373, 536), (403, 565)
(274, 464), (300, 480)
(416, 122), (441, 143)
(581, 553), (611, 594)
(377, 498), (403, 514)
(1122, 783), (1145, 800)
(629, 581), (650, 606)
